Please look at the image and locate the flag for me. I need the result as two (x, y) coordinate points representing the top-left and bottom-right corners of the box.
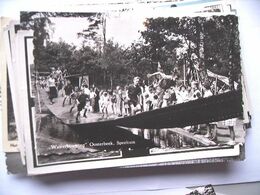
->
(206, 69), (238, 88)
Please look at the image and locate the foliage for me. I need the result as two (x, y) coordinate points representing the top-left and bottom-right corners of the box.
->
(28, 13), (241, 89)
(203, 15), (241, 79)
(77, 13), (104, 49)
(140, 15), (241, 84)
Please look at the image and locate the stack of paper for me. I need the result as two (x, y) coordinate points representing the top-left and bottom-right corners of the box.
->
(0, 0), (251, 176)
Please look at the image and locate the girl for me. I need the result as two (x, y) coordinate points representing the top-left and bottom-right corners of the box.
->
(123, 86), (130, 116)
(176, 85), (188, 104)
(111, 91), (117, 115)
(100, 91), (110, 119)
(162, 89), (171, 108)
(116, 86), (123, 116)
(89, 88), (96, 112)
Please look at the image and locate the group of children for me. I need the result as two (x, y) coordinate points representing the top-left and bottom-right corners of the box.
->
(39, 66), (217, 119)
(62, 83), (99, 122)
(39, 68), (237, 143)
(62, 78), (218, 122)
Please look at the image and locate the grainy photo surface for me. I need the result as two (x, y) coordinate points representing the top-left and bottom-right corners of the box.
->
(7, 73), (17, 141)
(20, 11), (245, 170)
(1, 19), (19, 152)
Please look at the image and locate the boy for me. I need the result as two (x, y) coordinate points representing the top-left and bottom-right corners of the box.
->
(75, 90), (88, 122)
(63, 80), (73, 106)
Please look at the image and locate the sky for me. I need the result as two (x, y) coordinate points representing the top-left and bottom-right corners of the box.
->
(48, 12), (148, 48)
(49, 17), (91, 47)
(45, 0), (226, 48)
(105, 11), (147, 47)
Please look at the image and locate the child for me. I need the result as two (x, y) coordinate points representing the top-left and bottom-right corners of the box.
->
(123, 86), (130, 116)
(89, 88), (96, 112)
(176, 85), (188, 104)
(142, 86), (153, 112)
(75, 90), (88, 122)
(100, 92), (110, 119)
(152, 94), (159, 110)
(122, 95), (130, 117)
(84, 98), (91, 113)
(69, 86), (80, 113)
(47, 75), (57, 104)
(63, 80), (73, 106)
(191, 81), (202, 100)
(116, 86), (123, 116)
(224, 118), (236, 145)
(111, 91), (117, 114)
(162, 90), (171, 108)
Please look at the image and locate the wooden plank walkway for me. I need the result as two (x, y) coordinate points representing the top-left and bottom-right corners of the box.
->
(167, 128), (217, 146)
(117, 126), (217, 147)
(38, 87), (245, 146)
(39, 88), (120, 124)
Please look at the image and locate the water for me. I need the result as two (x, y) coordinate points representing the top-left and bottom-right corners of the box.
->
(38, 113), (79, 143)
(36, 113), (154, 164)
(36, 112), (211, 165)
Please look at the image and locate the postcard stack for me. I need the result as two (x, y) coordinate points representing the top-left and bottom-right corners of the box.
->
(0, 0), (251, 175)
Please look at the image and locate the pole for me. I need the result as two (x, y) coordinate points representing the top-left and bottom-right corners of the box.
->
(214, 76), (218, 95)
(183, 61), (186, 86)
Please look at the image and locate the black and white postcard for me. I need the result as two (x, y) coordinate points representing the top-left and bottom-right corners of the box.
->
(1, 18), (19, 152)
(10, 6), (247, 174)
(1, 69), (19, 152)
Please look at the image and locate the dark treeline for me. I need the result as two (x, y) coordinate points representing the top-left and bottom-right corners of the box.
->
(21, 12), (241, 89)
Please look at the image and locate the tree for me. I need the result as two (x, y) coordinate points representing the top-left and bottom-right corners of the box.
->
(99, 40), (128, 89)
(123, 42), (154, 82)
(72, 45), (100, 81)
(204, 15), (241, 81)
(140, 15), (241, 85)
(34, 40), (75, 72)
(19, 11), (100, 72)
(141, 17), (202, 84)
(77, 13), (105, 53)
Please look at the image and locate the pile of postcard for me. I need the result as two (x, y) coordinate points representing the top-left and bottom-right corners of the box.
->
(0, 0), (252, 175)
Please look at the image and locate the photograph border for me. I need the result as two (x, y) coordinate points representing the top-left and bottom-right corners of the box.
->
(1, 18), (19, 152)
(19, 29), (243, 174)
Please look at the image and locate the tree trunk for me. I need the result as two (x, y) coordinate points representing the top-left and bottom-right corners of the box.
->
(199, 31), (204, 65)
(110, 72), (113, 90)
(103, 70), (106, 87)
(102, 15), (106, 53)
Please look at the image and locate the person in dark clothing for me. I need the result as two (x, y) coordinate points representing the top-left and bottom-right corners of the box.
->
(76, 90), (88, 122)
(48, 74), (57, 104)
(93, 87), (100, 112)
(69, 86), (80, 113)
(128, 77), (142, 115)
(62, 80), (74, 106)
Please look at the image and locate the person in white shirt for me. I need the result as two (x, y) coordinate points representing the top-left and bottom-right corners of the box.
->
(100, 91), (110, 119)
(176, 85), (189, 104)
(89, 88), (96, 112)
(82, 85), (90, 97)
(48, 75), (57, 104)
(116, 86), (123, 116)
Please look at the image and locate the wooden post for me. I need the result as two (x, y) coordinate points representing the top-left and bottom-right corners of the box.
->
(214, 76), (218, 94)
(183, 61), (186, 86)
